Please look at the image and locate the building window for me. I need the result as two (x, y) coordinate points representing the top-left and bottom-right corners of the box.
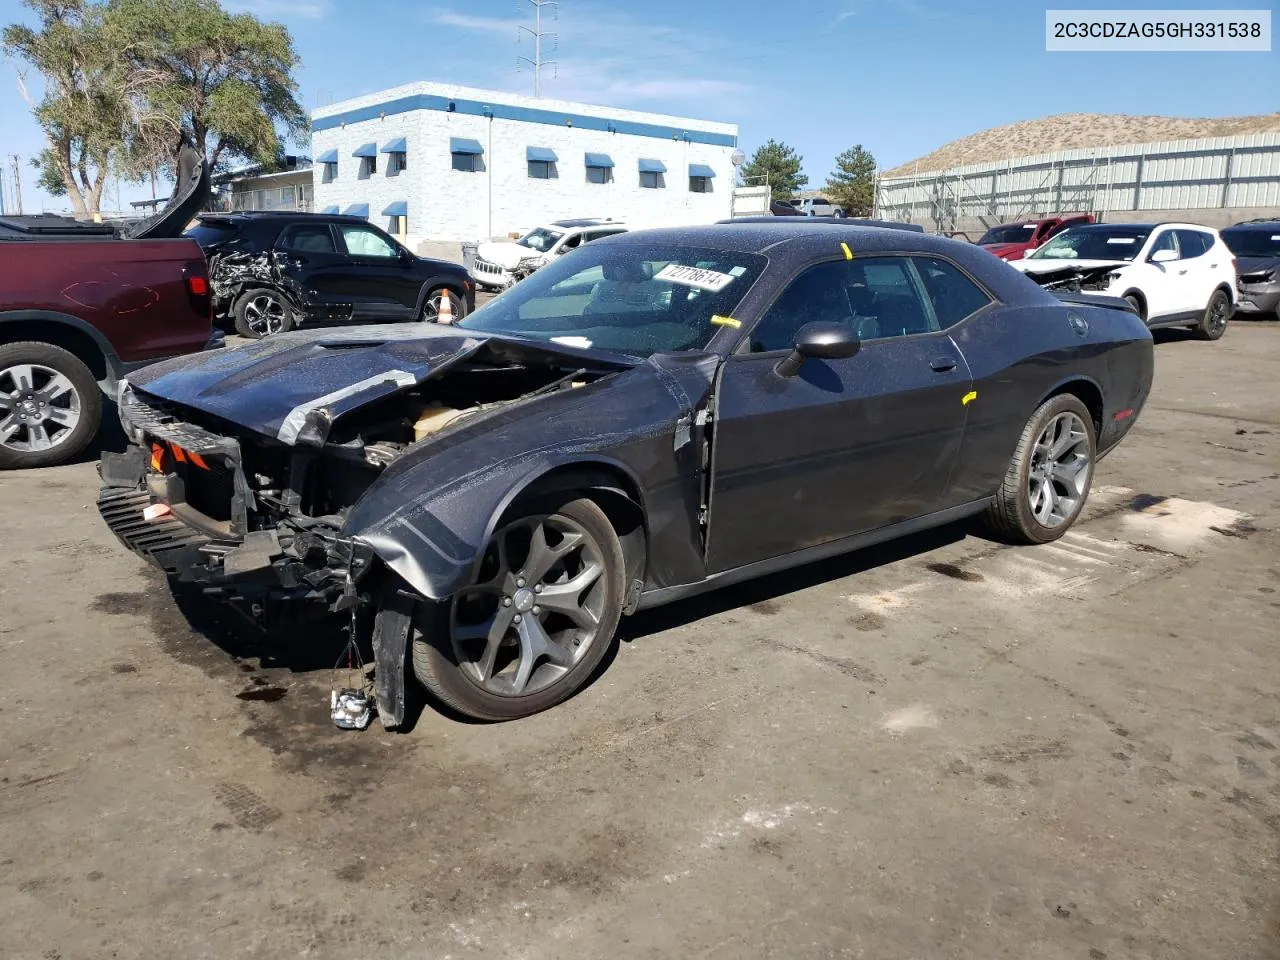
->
(360, 155), (377, 178)
(689, 175), (711, 193)
(452, 153), (478, 172)
(388, 214), (406, 238)
(587, 166), (612, 185)
(528, 160), (554, 180)
(322, 162), (337, 183)
(389, 152), (406, 174)
(640, 171), (663, 189)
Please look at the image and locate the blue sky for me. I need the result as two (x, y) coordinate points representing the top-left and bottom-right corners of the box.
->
(0, 0), (1276, 212)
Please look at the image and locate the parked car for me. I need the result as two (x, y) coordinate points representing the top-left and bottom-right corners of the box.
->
(0, 144), (219, 470)
(1221, 219), (1280, 321)
(1011, 222), (1236, 339)
(977, 214), (1096, 261)
(99, 221), (1152, 723)
(769, 200), (802, 216)
(791, 197), (845, 218)
(187, 212), (475, 338)
(473, 219), (628, 289)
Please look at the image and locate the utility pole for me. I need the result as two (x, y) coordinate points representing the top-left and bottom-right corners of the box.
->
(10, 155), (23, 214)
(517, 0), (558, 98)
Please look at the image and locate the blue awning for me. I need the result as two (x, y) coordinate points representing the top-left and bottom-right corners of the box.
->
(321, 205), (339, 214)
(688, 163), (716, 178)
(584, 152), (614, 169)
(343, 203), (369, 217)
(380, 137), (406, 154)
(352, 143), (377, 158)
(526, 146), (558, 163)
(638, 158), (667, 173)
(450, 137), (484, 155)
(317, 149), (338, 165)
(382, 201), (407, 217)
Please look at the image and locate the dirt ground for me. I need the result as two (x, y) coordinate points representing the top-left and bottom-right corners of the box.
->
(2, 323), (1279, 960)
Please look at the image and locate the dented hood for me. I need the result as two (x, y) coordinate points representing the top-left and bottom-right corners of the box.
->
(128, 323), (636, 445)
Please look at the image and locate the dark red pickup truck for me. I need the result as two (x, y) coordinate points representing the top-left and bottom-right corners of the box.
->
(0, 146), (220, 469)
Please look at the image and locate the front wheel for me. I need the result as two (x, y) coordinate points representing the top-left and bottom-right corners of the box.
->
(421, 288), (468, 323)
(981, 394), (1096, 545)
(0, 341), (102, 470)
(1192, 289), (1230, 341)
(411, 496), (625, 720)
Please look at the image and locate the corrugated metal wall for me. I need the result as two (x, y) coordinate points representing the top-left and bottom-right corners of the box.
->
(876, 134), (1280, 229)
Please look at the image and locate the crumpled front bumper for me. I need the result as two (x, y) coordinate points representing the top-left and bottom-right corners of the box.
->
(1236, 285), (1280, 316)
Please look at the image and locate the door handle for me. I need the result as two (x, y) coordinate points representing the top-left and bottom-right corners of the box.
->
(930, 357), (957, 372)
(1178, 269), (1188, 275)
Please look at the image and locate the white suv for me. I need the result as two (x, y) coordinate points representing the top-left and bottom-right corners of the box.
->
(474, 219), (628, 289)
(1012, 222), (1236, 340)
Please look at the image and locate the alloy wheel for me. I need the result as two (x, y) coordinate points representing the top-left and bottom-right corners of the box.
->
(1207, 295), (1229, 336)
(425, 290), (463, 323)
(1027, 411), (1091, 528)
(450, 514), (607, 697)
(244, 295), (287, 335)
(0, 363), (82, 454)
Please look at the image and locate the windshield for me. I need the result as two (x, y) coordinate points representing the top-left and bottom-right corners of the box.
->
(979, 223), (1037, 245)
(1028, 226), (1150, 261)
(518, 227), (565, 253)
(1222, 228), (1280, 259)
(459, 241), (767, 357)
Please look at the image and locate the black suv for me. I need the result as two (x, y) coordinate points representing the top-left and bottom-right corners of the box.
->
(186, 212), (475, 338)
(1222, 219), (1280, 321)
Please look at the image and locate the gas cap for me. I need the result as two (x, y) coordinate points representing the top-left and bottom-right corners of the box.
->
(1068, 313), (1089, 337)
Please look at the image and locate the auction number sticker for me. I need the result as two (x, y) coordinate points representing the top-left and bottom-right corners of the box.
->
(655, 263), (736, 292)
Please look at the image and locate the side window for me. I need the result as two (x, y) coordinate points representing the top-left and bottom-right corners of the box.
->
(1149, 230), (1178, 258)
(339, 225), (398, 259)
(913, 257), (991, 328)
(1174, 230), (1210, 258)
(559, 233), (583, 252)
(749, 257), (937, 353)
(278, 223), (336, 254)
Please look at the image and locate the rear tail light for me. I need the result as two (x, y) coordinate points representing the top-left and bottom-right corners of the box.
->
(188, 275), (209, 296)
(182, 260), (213, 319)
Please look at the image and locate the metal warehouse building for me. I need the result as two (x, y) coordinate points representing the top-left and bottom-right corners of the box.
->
(875, 132), (1280, 237)
(310, 82), (740, 250)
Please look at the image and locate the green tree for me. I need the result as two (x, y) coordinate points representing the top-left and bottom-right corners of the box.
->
(739, 139), (808, 201)
(107, 0), (306, 171)
(3, 0), (127, 215)
(826, 144), (878, 218)
(31, 149), (66, 197)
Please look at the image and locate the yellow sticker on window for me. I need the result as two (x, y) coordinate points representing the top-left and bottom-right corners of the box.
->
(840, 241), (853, 260)
(962, 390), (978, 406)
(710, 315), (741, 328)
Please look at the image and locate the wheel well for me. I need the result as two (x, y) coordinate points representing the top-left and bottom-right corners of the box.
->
(1215, 282), (1234, 304)
(0, 319), (109, 381)
(1121, 289), (1147, 320)
(1046, 379), (1103, 435)
(513, 464), (649, 598)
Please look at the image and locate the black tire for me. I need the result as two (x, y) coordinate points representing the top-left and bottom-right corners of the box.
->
(1123, 294), (1144, 320)
(411, 495), (625, 721)
(233, 288), (295, 339)
(0, 340), (102, 470)
(421, 287), (468, 324)
(981, 393), (1096, 545)
(1192, 288), (1230, 341)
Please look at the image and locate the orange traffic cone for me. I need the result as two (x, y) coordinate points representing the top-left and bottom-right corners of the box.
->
(436, 289), (453, 324)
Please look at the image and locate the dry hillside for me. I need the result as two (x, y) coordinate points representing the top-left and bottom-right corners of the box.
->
(883, 113), (1280, 177)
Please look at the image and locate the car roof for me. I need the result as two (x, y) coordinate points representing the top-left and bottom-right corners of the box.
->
(545, 218), (627, 229)
(1226, 219), (1280, 230)
(609, 221), (969, 256)
(197, 212), (372, 225)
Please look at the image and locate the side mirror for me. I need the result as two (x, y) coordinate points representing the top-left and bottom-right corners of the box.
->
(775, 321), (860, 377)
(1150, 248), (1178, 263)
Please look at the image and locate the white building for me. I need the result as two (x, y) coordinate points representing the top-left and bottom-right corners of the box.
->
(310, 81), (739, 249)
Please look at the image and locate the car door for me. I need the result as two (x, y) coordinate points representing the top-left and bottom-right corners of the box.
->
(333, 222), (420, 320)
(274, 222), (345, 318)
(1174, 228), (1222, 313)
(1138, 228), (1194, 321)
(705, 255), (973, 573)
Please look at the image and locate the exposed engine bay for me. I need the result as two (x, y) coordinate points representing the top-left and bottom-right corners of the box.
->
(1024, 263), (1121, 292)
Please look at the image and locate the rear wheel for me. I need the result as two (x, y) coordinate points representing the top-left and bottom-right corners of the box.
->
(1192, 289), (1230, 341)
(0, 341), (101, 470)
(233, 288), (294, 339)
(411, 496), (624, 720)
(981, 394), (1096, 545)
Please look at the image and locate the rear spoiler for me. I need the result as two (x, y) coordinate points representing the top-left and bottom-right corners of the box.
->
(1052, 291), (1138, 313)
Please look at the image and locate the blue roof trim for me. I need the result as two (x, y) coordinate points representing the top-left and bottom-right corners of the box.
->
(344, 203), (369, 217)
(450, 137), (484, 155)
(317, 149), (338, 164)
(380, 137), (406, 154)
(638, 158), (666, 173)
(382, 201), (408, 216)
(312, 93), (736, 148)
(526, 146), (558, 163)
(584, 152), (614, 168)
(352, 142), (377, 158)
(321, 205), (339, 214)
(689, 163), (716, 178)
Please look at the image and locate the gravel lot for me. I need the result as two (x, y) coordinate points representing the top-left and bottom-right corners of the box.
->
(2, 323), (1278, 960)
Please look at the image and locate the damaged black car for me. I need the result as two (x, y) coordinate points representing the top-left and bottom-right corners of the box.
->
(186, 212), (475, 339)
(99, 223), (1154, 723)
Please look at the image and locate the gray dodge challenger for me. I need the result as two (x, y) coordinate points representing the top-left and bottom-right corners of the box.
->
(99, 222), (1155, 723)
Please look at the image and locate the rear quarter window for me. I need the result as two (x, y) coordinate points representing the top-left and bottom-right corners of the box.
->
(184, 222), (238, 247)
